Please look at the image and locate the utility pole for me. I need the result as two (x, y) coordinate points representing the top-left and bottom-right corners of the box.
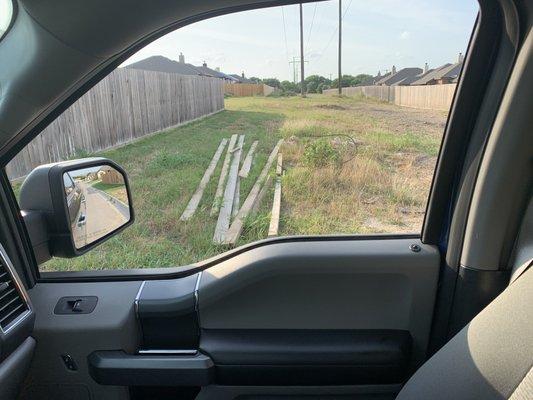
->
(299, 3), (306, 97)
(289, 56), (298, 84)
(338, 0), (342, 95)
(289, 56), (309, 85)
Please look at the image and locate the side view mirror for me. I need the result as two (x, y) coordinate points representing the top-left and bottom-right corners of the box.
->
(19, 157), (134, 264)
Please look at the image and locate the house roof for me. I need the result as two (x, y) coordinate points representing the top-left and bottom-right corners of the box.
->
(410, 62), (462, 85)
(356, 73), (389, 86)
(373, 72), (393, 85)
(441, 62), (463, 79)
(394, 68), (435, 86)
(124, 55), (202, 76)
(195, 64), (232, 80)
(377, 67), (423, 86)
(229, 74), (253, 83)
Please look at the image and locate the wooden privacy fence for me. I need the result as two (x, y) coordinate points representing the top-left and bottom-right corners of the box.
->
(224, 83), (274, 97)
(323, 84), (457, 112)
(394, 84), (456, 111)
(7, 68), (225, 179)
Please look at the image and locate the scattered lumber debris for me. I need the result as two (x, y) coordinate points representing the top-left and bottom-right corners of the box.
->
(180, 138), (228, 221)
(210, 134), (238, 216)
(268, 153), (283, 236)
(251, 175), (272, 215)
(223, 139), (284, 245)
(232, 177), (240, 218)
(213, 135), (245, 244)
(239, 140), (259, 178)
(276, 153), (283, 175)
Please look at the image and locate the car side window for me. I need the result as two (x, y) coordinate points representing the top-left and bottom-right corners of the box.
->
(7, 1), (479, 272)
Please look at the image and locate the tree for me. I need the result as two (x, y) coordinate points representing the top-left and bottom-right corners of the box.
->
(262, 78), (281, 88)
(249, 77), (262, 84)
(280, 80), (298, 95)
(331, 74), (373, 88)
(304, 75), (332, 93)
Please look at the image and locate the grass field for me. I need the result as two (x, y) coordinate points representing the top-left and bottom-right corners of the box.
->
(90, 181), (129, 204)
(40, 95), (447, 271)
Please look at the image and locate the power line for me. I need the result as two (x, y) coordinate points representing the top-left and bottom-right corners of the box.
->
(306, 3), (318, 51)
(281, 7), (290, 79)
(314, 0), (353, 64)
(300, 3), (306, 97)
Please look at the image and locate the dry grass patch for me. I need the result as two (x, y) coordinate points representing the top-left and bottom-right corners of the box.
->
(41, 95), (447, 271)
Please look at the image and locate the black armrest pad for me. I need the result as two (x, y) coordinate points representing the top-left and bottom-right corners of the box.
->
(200, 329), (412, 385)
(88, 351), (214, 386)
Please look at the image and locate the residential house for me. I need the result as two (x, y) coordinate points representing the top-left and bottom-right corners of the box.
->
(195, 62), (234, 82)
(228, 72), (254, 84)
(356, 71), (391, 86)
(410, 61), (463, 85)
(376, 65), (423, 86)
(124, 54), (201, 76)
(396, 63), (433, 85)
(125, 53), (234, 82)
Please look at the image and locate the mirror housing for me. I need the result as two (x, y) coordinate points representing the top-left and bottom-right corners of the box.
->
(19, 158), (134, 263)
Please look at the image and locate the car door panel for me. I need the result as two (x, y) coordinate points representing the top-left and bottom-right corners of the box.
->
(198, 238), (439, 368)
(21, 238), (438, 399)
(20, 281), (141, 400)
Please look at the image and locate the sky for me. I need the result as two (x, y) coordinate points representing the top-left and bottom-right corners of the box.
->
(122, 0), (479, 82)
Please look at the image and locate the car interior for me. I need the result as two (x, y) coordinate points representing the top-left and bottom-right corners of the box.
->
(0, 0), (531, 399)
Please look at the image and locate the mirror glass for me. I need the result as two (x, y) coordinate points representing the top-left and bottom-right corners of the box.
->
(63, 165), (130, 249)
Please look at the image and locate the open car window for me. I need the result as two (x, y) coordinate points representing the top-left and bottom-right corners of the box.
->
(7, 0), (478, 272)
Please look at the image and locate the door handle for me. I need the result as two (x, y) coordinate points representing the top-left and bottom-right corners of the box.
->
(54, 296), (98, 314)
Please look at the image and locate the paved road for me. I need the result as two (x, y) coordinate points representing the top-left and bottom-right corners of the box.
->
(72, 182), (129, 248)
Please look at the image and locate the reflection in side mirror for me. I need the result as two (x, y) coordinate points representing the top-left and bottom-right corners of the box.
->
(64, 165), (131, 249)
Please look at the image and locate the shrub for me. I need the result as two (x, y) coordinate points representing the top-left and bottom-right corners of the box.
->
(302, 139), (341, 168)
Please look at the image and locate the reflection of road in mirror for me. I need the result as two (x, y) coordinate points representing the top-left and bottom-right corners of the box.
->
(71, 180), (129, 249)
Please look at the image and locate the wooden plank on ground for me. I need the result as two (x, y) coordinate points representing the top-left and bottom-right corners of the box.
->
(268, 153), (283, 236)
(239, 140), (259, 178)
(180, 138), (228, 221)
(232, 177), (240, 218)
(223, 139), (284, 245)
(251, 175), (272, 214)
(210, 134), (238, 216)
(213, 134), (245, 243)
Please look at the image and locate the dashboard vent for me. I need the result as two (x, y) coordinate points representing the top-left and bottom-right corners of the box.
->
(0, 254), (29, 332)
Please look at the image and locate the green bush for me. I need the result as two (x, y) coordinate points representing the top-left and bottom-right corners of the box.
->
(303, 139), (341, 168)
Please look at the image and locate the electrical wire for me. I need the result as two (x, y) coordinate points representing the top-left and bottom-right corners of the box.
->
(306, 3), (318, 51)
(314, 0), (353, 64)
(281, 6), (291, 79)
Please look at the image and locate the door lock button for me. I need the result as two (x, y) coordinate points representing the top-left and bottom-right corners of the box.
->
(61, 354), (78, 371)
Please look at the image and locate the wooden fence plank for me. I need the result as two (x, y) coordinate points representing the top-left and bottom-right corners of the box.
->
(6, 69), (225, 180)
(224, 83), (274, 97)
(180, 138), (228, 221)
(213, 135), (245, 244)
(238, 140), (259, 178)
(223, 139), (283, 245)
(211, 134), (238, 216)
(323, 84), (456, 112)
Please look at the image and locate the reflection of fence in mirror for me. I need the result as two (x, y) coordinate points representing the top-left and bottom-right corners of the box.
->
(63, 165), (130, 249)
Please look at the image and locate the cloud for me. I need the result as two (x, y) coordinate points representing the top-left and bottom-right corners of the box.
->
(400, 31), (410, 40)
